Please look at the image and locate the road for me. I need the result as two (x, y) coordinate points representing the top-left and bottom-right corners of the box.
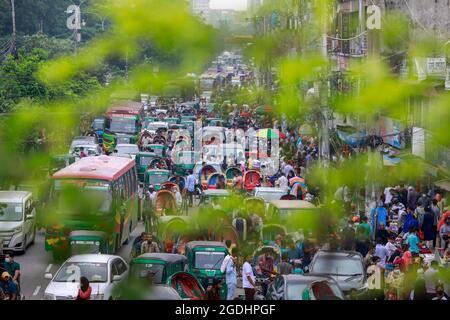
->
(16, 199), (246, 300)
(16, 224), (144, 300)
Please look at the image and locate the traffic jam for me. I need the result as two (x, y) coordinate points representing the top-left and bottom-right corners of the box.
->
(0, 50), (449, 302)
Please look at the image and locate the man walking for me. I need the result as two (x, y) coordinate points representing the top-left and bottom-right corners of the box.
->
(185, 170), (197, 207)
(242, 254), (256, 300)
(220, 248), (238, 300)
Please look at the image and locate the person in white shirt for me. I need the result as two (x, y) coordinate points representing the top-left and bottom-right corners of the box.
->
(374, 240), (389, 268)
(220, 248), (238, 300)
(384, 237), (397, 258)
(276, 173), (288, 189)
(173, 187), (182, 208)
(242, 254), (256, 300)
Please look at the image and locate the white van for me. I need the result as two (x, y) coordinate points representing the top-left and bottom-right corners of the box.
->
(0, 191), (36, 253)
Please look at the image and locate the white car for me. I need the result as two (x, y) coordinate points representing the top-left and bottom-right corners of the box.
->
(43, 254), (129, 300)
(113, 144), (139, 159)
(254, 187), (289, 202)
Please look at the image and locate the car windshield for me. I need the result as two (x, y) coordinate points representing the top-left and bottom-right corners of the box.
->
(148, 147), (164, 157)
(194, 251), (225, 269)
(312, 255), (363, 276)
(257, 191), (286, 202)
(54, 262), (108, 283)
(71, 146), (98, 156)
(148, 174), (169, 185)
(140, 156), (154, 166)
(71, 241), (101, 255)
(131, 263), (164, 283)
(92, 120), (104, 130)
(110, 117), (137, 134)
(117, 146), (139, 155)
(0, 202), (23, 222)
(52, 180), (112, 215)
(286, 281), (342, 300)
(146, 124), (166, 131)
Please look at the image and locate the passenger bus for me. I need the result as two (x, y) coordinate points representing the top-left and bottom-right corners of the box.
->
(104, 101), (144, 147)
(45, 156), (140, 259)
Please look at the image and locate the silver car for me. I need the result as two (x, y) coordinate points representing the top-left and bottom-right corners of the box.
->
(309, 250), (366, 294)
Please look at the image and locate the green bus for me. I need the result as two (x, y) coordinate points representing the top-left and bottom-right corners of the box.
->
(45, 156), (140, 259)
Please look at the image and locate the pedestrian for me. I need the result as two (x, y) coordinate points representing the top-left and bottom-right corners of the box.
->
(220, 247), (238, 300)
(371, 201), (388, 241)
(206, 279), (222, 300)
(355, 216), (371, 257)
(242, 254), (256, 300)
(131, 232), (146, 258)
(407, 186), (419, 209)
(3, 252), (20, 287)
(0, 272), (18, 300)
(185, 170), (197, 207)
(141, 233), (160, 254)
(410, 278), (427, 300)
(432, 284), (448, 300)
(376, 222), (390, 245)
(407, 227), (420, 257)
(374, 239), (389, 268)
(421, 209), (435, 249)
(424, 261), (439, 299)
(439, 217), (450, 250)
(76, 276), (92, 300)
(278, 253), (293, 275)
(341, 219), (355, 250)
(233, 172), (243, 190)
(275, 173), (288, 189)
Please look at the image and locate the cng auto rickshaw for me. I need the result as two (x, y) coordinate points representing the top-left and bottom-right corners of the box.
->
(69, 230), (112, 255)
(184, 241), (228, 299)
(130, 253), (187, 284)
(135, 152), (157, 182)
(144, 169), (170, 191)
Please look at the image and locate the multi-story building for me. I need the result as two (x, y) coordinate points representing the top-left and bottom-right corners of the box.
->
(191, 0), (211, 23)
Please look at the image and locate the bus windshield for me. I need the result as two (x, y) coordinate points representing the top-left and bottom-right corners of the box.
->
(52, 180), (113, 216)
(109, 117), (138, 134)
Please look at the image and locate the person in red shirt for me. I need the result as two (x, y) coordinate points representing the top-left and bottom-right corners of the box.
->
(76, 277), (92, 300)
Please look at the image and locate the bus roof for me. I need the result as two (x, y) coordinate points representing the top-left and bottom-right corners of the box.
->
(52, 156), (135, 182)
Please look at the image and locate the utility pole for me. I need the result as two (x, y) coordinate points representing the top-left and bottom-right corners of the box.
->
(10, 0), (16, 53)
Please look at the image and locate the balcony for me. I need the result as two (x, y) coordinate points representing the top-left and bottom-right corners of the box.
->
(327, 33), (368, 58)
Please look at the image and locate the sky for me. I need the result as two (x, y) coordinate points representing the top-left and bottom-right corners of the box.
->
(210, 0), (248, 11)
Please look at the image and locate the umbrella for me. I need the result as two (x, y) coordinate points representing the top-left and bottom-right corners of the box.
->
(256, 129), (286, 139)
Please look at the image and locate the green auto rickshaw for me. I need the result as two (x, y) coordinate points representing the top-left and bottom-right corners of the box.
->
(184, 241), (228, 299)
(130, 253), (187, 284)
(69, 230), (112, 255)
(144, 169), (171, 191)
(173, 151), (199, 176)
(135, 152), (157, 182)
(146, 144), (167, 158)
(165, 117), (180, 125)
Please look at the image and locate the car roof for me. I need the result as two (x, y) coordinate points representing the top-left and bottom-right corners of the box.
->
(270, 200), (316, 209)
(202, 189), (230, 196)
(283, 274), (337, 283)
(135, 253), (187, 263)
(66, 254), (119, 263)
(0, 191), (31, 202)
(116, 144), (138, 147)
(256, 187), (286, 193)
(315, 250), (363, 259)
(185, 241), (227, 249)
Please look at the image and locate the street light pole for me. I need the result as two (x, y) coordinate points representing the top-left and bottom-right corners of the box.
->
(10, 0), (16, 53)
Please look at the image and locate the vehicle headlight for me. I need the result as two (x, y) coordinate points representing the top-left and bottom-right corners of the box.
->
(43, 293), (56, 300)
(13, 226), (22, 233)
